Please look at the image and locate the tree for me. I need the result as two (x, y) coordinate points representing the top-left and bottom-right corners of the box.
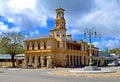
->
(88, 44), (94, 48)
(115, 48), (120, 55)
(110, 47), (120, 55)
(110, 48), (116, 54)
(0, 32), (25, 67)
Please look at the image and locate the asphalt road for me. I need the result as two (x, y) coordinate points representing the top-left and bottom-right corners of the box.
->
(0, 68), (120, 82)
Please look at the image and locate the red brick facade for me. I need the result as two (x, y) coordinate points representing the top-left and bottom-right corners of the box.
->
(88, 47), (99, 56)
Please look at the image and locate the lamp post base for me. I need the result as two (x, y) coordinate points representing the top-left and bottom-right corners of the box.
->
(83, 66), (101, 71)
(89, 63), (93, 66)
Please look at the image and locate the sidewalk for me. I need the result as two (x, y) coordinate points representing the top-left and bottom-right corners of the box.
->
(0, 68), (5, 73)
(47, 67), (120, 78)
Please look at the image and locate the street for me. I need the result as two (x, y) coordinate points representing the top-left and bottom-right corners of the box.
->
(0, 68), (120, 82)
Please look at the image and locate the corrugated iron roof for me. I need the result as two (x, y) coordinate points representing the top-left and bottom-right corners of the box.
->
(0, 54), (11, 59)
(0, 54), (24, 59)
(26, 34), (50, 40)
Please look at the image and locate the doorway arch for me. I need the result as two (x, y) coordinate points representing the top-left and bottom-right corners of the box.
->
(43, 56), (47, 67)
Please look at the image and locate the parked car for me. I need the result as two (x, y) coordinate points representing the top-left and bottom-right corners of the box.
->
(107, 61), (119, 66)
(117, 59), (120, 66)
(118, 61), (120, 66)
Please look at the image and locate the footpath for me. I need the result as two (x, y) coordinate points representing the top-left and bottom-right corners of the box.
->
(48, 67), (120, 78)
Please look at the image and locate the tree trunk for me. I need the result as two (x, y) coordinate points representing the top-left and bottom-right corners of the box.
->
(11, 54), (15, 67)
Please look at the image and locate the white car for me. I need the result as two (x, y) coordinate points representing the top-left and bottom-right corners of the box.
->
(107, 61), (119, 66)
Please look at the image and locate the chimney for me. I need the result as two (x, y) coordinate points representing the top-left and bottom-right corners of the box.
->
(67, 34), (72, 41)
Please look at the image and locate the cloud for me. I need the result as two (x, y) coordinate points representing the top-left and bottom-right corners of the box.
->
(36, 0), (120, 40)
(79, 0), (120, 39)
(0, 0), (120, 41)
(0, 0), (95, 31)
(8, 0), (35, 10)
(93, 39), (120, 50)
(29, 30), (40, 36)
(0, 0), (48, 32)
(0, 21), (20, 33)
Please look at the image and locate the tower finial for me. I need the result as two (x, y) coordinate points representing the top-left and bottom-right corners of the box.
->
(58, 0), (63, 8)
(59, 2), (62, 8)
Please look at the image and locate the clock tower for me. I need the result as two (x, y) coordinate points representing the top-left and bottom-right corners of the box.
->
(55, 8), (66, 30)
(50, 8), (67, 49)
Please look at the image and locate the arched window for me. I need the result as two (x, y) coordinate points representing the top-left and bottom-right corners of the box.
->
(67, 44), (69, 49)
(74, 45), (75, 50)
(84, 56), (86, 65)
(38, 56), (40, 63)
(74, 56), (75, 66)
(27, 43), (29, 50)
(57, 41), (60, 48)
(63, 41), (65, 48)
(44, 42), (46, 49)
(84, 45), (86, 51)
(27, 57), (29, 63)
(38, 43), (40, 49)
(71, 44), (73, 50)
(58, 12), (60, 18)
(79, 45), (81, 50)
(77, 56), (79, 66)
(32, 43), (34, 50)
(70, 56), (72, 65)
(80, 56), (81, 65)
(57, 34), (60, 37)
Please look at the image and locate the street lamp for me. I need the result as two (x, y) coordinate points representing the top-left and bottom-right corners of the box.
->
(84, 27), (97, 66)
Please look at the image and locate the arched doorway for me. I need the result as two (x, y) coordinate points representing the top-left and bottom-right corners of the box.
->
(25, 56), (29, 68)
(74, 56), (75, 67)
(70, 55), (72, 66)
(27, 57), (29, 63)
(66, 55), (69, 67)
(38, 56), (41, 68)
(77, 56), (79, 67)
(44, 56), (47, 67)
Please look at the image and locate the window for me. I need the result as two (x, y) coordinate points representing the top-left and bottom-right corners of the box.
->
(66, 55), (69, 64)
(38, 43), (40, 49)
(27, 57), (29, 63)
(57, 41), (60, 48)
(67, 44), (69, 49)
(80, 56), (81, 65)
(77, 45), (81, 50)
(32, 43), (34, 50)
(84, 45), (86, 51)
(58, 12), (60, 18)
(63, 34), (65, 37)
(79, 45), (81, 50)
(71, 45), (72, 49)
(38, 56), (40, 63)
(44, 42), (46, 49)
(27, 43), (29, 50)
(74, 45), (75, 50)
(32, 56), (35, 63)
(84, 56), (86, 65)
(70, 56), (72, 64)
(63, 41), (65, 48)
(57, 34), (59, 37)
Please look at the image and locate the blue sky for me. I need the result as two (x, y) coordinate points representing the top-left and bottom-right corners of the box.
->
(0, 0), (120, 50)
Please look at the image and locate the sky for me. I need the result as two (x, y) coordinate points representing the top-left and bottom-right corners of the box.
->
(0, 0), (120, 50)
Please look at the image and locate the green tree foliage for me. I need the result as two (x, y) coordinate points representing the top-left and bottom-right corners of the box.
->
(88, 44), (94, 48)
(110, 48), (120, 55)
(0, 32), (25, 67)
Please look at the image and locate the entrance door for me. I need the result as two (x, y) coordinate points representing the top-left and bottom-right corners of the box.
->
(44, 59), (47, 67)
(44, 56), (47, 67)
(38, 56), (41, 68)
